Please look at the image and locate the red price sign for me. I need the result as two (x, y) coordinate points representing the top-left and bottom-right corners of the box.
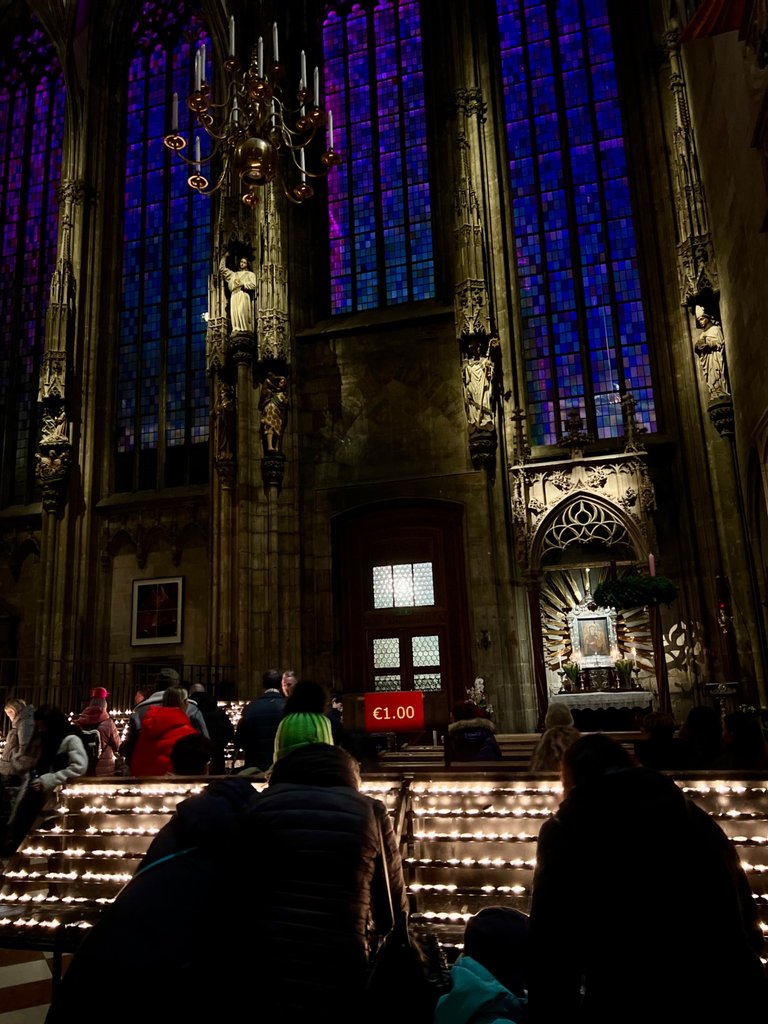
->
(364, 691), (425, 733)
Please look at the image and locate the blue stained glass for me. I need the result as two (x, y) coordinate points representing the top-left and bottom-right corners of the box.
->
(0, 47), (62, 503)
(117, 16), (210, 473)
(570, 143), (597, 184)
(498, 0), (655, 440)
(325, 0), (434, 314)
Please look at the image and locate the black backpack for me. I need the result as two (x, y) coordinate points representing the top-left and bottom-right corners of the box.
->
(76, 727), (103, 775)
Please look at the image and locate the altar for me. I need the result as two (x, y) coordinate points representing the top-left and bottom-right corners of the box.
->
(549, 690), (653, 731)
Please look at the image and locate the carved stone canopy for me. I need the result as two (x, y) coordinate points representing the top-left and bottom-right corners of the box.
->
(510, 450), (655, 570)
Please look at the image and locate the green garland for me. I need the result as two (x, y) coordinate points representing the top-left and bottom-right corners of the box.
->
(592, 574), (677, 610)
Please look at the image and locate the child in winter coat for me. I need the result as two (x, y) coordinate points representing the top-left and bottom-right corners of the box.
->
(435, 907), (529, 1024)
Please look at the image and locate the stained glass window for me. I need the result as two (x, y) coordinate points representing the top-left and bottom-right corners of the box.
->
(115, 5), (210, 492)
(323, 0), (434, 314)
(497, 0), (656, 444)
(0, 15), (63, 507)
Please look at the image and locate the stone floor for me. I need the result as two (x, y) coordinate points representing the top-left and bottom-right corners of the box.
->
(0, 947), (70, 1021)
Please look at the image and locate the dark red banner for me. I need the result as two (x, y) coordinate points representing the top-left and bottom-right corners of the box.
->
(364, 690), (425, 733)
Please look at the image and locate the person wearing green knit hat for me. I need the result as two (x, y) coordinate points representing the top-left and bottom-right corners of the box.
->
(273, 711), (333, 762)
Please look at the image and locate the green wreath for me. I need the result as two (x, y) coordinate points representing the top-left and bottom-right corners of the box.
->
(592, 574), (677, 610)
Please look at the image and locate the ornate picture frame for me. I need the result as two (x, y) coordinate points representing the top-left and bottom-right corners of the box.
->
(567, 601), (617, 669)
(131, 577), (183, 646)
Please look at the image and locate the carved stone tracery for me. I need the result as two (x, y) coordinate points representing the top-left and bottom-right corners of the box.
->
(510, 449), (656, 569)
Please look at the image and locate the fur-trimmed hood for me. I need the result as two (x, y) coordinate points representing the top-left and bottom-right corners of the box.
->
(448, 716), (497, 734)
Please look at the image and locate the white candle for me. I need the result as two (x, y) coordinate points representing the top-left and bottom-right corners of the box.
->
(171, 92), (178, 132)
(314, 65), (320, 103)
(258, 36), (263, 77)
(195, 135), (201, 165)
(301, 50), (307, 88)
(229, 15), (235, 56)
(299, 147), (306, 183)
(200, 44), (206, 84)
(632, 646), (637, 666)
(299, 79), (305, 116)
(648, 552), (656, 577)
(194, 50), (201, 91)
(273, 22), (279, 62)
(232, 94), (238, 122)
(328, 109), (334, 149)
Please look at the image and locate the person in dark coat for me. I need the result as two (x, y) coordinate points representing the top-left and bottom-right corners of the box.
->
(242, 740), (408, 1022)
(527, 734), (767, 1024)
(45, 775), (259, 1023)
(446, 700), (502, 762)
(235, 668), (285, 771)
(187, 684), (234, 774)
(633, 711), (689, 770)
(678, 703), (723, 768)
(47, 714), (406, 1024)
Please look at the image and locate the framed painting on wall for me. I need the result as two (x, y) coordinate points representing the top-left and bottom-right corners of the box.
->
(567, 601), (618, 669)
(131, 577), (183, 646)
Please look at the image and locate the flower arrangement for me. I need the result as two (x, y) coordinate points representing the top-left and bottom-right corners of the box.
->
(561, 662), (581, 683)
(593, 574), (678, 610)
(467, 677), (494, 718)
(614, 658), (634, 686)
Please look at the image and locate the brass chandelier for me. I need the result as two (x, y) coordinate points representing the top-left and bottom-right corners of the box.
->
(163, 17), (340, 205)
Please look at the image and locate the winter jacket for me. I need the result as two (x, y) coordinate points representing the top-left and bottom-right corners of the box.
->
(188, 690), (234, 774)
(120, 689), (209, 766)
(45, 776), (260, 1024)
(0, 704), (36, 777)
(243, 743), (408, 1022)
(75, 707), (121, 776)
(129, 706), (196, 776)
(528, 766), (768, 1024)
(435, 956), (528, 1024)
(235, 689), (285, 769)
(37, 733), (89, 792)
(446, 718), (502, 762)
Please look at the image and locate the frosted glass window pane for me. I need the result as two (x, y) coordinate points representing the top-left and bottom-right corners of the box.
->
(412, 634), (440, 667)
(393, 563), (413, 606)
(373, 637), (400, 669)
(373, 565), (394, 608)
(414, 673), (442, 692)
(372, 562), (435, 608)
(374, 674), (401, 691)
(412, 562), (434, 605)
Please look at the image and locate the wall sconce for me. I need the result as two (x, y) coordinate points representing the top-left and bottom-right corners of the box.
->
(478, 630), (492, 650)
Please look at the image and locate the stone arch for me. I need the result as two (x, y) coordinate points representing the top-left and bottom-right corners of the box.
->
(529, 490), (646, 571)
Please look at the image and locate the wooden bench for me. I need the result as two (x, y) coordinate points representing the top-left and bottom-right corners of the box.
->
(375, 730), (640, 772)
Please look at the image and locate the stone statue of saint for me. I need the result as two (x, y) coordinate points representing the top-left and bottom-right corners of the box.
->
(694, 307), (729, 399)
(259, 372), (289, 454)
(219, 251), (257, 334)
(41, 408), (69, 444)
(213, 381), (235, 461)
(462, 341), (494, 432)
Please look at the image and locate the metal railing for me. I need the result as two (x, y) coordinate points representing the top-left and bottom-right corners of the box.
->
(0, 659), (236, 739)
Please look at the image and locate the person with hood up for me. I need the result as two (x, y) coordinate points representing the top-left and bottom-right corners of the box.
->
(446, 700), (502, 763)
(435, 906), (529, 1024)
(0, 698), (36, 778)
(75, 690), (121, 776)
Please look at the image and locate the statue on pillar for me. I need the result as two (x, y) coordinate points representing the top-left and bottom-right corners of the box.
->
(693, 306), (729, 400)
(259, 372), (289, 454)
(461, 337), (494, 432)
(219, 249), (257, 335)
